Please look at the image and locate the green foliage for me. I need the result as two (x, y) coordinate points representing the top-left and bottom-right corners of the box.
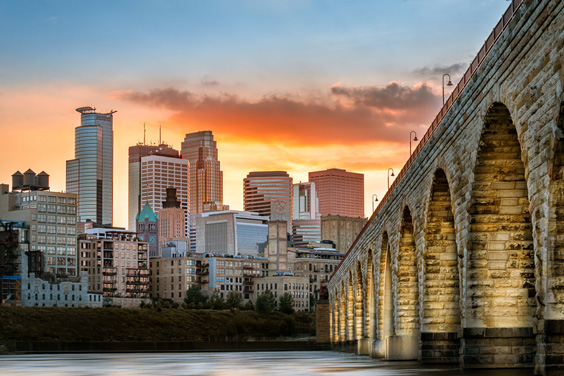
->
(0, 307), (316, 342)
(206, 289), (226, 310)
(255, 290), (275, 313)
(278, 293), (295, 314)
(184, 285), (207, 309)
(242, 300), (254, 311)
(226, 291), (243, 311)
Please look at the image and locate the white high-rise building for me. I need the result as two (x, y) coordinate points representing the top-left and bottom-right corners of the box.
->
(292, 182), (321, 248)
(140, 155), (189, 236)
(66, 106), (114, 226)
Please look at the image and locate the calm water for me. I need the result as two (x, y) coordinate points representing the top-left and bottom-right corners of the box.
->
(0, 351), (533, 375)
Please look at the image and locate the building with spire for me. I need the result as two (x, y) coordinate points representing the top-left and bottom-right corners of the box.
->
(66, 106), (115, 226)
(136, 202), (159, 258)
(158, 188), (189, 250)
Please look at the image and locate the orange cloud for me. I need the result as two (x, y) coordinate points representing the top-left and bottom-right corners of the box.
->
(114, 81), (441, 146)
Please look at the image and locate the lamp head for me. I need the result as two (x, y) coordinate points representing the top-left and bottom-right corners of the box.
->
(447, 80), (453, 86)
(391, 172), (395, 177)
(413, 135), (418, 141)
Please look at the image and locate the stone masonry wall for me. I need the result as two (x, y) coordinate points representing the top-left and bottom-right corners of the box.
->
(329, 1), (564, 374)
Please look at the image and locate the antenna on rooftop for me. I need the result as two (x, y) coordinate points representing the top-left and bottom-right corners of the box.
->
(143, 123), (146, 145)
(159, 124), (162, 145)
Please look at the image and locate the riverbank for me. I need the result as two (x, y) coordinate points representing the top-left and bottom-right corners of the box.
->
(0, 306), (316, 352)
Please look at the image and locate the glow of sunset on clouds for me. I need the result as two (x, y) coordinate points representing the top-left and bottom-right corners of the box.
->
(0, 1), (511, 228)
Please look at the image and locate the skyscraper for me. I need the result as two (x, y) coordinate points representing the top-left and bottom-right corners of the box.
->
(292, 182), (321, 247)
(180, 131), (224, 215)
(244, 171), (293, 232)
(158, 188), (189, 249)
(140, 155), (189, 236)
(128, 143), (179, 231)
(308, 168), (364, 218)
(66, 106), (115, 225)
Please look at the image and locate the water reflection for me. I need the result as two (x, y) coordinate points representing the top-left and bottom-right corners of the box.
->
(0, 351), (533, 375)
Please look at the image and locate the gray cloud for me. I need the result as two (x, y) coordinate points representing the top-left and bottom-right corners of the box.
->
(331, 82), (438, 109)
(411, 62), (467, 78)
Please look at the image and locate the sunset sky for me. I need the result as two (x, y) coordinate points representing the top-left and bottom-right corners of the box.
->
(0, 1), (511, 228)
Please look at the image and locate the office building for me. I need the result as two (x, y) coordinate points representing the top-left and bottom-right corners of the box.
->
(321, 215), (367, 254)
(128, 142), (179, 231)
(309, 168), (364, 218)
(66, 106), (115, 225)
(0, 174), (78, 277)
(254, 273), (310, 311)
(158, 188), (189, 250)
(150, 252), (266, 303)
(292, 182), (321, 247)
(181, 131), (224, 215)
(195, 211), (268, 256)
(244, 171), (293, 232)
(293, 182), (319, 220)
(140, 154), (189, 236)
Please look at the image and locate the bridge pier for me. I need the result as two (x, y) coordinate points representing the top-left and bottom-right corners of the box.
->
(386, 335), (419, 360)
(543, 321), (564, 375)
(420, 332), (459, 364)
(460, 328), (535, 369)
(371, 339), (385, 358)
(357, 338), (371, 355)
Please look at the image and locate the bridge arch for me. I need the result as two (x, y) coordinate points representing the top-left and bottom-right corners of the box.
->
(365, 248), (374, 339)
(464, 101), (535, 367)
(397, 206), (419, 335)
(376, 231), (394, 355)
(354, 262), (364, 339)
(421, 168), (460, 362)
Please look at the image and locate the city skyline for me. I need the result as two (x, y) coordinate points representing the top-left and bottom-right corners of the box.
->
(0, 1), (512, 228)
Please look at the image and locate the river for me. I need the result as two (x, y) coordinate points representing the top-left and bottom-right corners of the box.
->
(0, 351), (533, 375)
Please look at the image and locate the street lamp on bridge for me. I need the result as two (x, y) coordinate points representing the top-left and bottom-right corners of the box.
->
(442, 73), (453, 105)
(387, 168), (395, 190)
(410, 131), (418, 156)
(372, 194), (379, 212)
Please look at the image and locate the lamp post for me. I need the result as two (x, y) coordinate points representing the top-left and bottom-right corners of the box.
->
(442, 73), (453, 105)
(372, 194), (379, 212)
(409, 131), (418, 156)
(387, 168), (395, 190)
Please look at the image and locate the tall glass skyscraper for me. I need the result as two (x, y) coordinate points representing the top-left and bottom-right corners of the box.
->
(66, 106), (115, 225)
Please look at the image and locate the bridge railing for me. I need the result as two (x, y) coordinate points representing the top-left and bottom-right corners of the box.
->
(330, 0), (524, 281)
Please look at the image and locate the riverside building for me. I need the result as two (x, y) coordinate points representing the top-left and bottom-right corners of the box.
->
(78, 228), (150, 307)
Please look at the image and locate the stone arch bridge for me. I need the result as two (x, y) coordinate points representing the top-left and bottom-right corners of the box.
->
(327, 0), (564, 374)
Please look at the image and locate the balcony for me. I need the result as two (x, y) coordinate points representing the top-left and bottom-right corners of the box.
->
(103, 287), (117, 292)
(243, 287), (254, 293)
(126, 269), (150, 277)
(197, 279), (209, 285)
(102, 267), (117, 276)
(196, 270), (209, 276)
(243, 273), (255, 278)
(243, 281), (254, 286)
(243, 265), (253, 270)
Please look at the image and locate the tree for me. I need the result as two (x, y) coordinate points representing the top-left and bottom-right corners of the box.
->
(279, 292), (295, 314)
(226, 291), (243, 311)
(206, 289), (226, 310)
(255, 290), (275, 313)
(184, 285), (207, 308)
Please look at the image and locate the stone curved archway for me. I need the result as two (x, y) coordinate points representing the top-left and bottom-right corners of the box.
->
(464, 102), (536, 367)
(422, 168), (460, 363)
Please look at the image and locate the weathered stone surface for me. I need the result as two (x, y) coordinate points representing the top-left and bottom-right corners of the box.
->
(328, 0), (564, 374)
